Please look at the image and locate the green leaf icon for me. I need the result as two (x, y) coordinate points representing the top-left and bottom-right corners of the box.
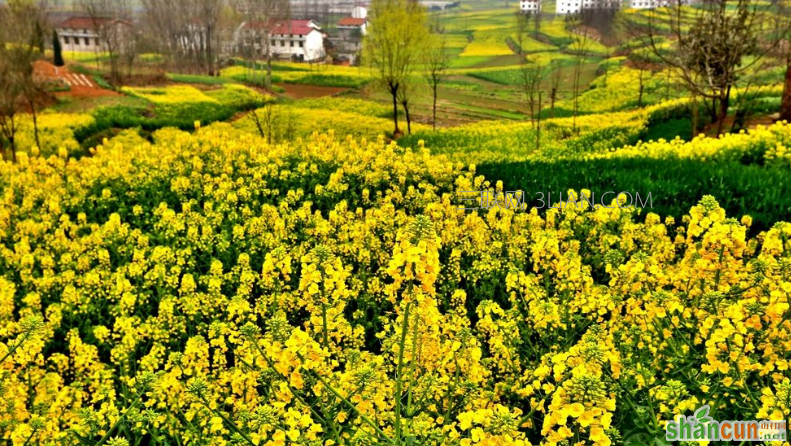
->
(694, 405), (713, 424)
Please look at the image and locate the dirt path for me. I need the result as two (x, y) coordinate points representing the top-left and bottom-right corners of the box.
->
(34, 60), (120, 98)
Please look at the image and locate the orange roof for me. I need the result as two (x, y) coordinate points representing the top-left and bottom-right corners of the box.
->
(338, 17), (367, 26)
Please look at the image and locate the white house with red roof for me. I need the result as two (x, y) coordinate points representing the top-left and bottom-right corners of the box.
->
(57, 16), (133, 53)
(239, 19), (325, 62)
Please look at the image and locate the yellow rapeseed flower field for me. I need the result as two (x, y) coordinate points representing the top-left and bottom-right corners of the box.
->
(0, 123), (789, 446)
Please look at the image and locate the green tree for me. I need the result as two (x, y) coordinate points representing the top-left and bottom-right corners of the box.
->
(363, 0), (429, 136)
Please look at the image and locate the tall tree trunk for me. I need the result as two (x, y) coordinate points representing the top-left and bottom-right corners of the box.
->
(780, 59), (791, 121)
(716, 87), (730, 136)
(390, 84), (400, 136)
(402, 100), (412, 135)
(29, 98), (40, 151)
(691, 93), (699, 140)
(9, 137), (16, 163)
(206, 26), (214, 76)
(432, 84), (438, 131)
(638, 70), (644, 107)
(665, 70), (670, 101)
(572, 60), (581, 134)
(708, 97), (718, 124)
(550, 87), (556, 119)
(266, 49), (273, 90)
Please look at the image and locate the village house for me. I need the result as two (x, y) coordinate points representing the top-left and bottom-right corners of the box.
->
(239, 19), (325, 62)
(629, 0), (685, 8)
(556, 0), (620, 14)
(419, 1), (460, 10)
(329, 16), (367, 64)
(57, 16), (133, 53)
(289, 0), (369, 18)
(520, 0), (541, 14)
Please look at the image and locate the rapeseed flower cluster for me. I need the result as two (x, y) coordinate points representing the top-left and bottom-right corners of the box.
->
(0, 124), (790, 446)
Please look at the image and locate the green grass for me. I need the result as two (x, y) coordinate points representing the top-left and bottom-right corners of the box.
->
(475, 157), (791, 235)
(283, 74), (369, 88)
(167, 73), (231, 85)
(449, 56), (495, 68)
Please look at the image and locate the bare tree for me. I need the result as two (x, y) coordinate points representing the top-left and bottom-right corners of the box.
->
(777, 0), (791, 121)
(249, 103), (277, 144)
(0, 59), (25, 162)
(516, 14), (544, 128)
(580, 4), (616, 41)
(81, 0), (133, 83)
(141, 0), (225, 75)
(642, 0), (775, 135)
(232, 0), (290, 89)
(627, 50), (655, 107)
(566, 13), (592, 133)
(425, 32), (449, 131)
(548, 59), (561, 118)
(0, 0), (47, 160)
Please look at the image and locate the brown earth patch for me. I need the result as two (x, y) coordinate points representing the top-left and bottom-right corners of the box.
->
(34, 60), (121, 98)
(278, 83), (348, 99)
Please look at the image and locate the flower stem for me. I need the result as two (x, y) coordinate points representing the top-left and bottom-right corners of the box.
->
(395, 299), (412, 444)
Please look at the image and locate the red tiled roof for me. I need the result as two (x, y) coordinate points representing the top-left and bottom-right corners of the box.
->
(59, 16), (130, 29)
(338, 17), (367, 26)
(245, 19), (317, 35)
(271, 22), (315, 36)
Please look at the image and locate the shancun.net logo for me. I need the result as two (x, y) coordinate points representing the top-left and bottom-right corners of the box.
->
(666, 406), (787, 442)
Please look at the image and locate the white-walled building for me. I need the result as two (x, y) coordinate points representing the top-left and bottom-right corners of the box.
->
(629, 0), (684, 8)
(240, 19), (325, 62)
(419, 1), (460, 9)
(351, 5), (368, 18)
(520, 0), (541, 13)
(290, 0), (369, 16)
(57, 16), (133, 52)
(556, 0), (620, 14)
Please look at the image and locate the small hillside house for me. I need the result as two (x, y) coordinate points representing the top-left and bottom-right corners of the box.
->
(520, 0), (541, 14)
(629, 0), (684, 8)
(337, 17), (367, 37)
(330, 17), (367, 64)
(57, 16), (132, 52)
(556, 0), (620, 14)
(240, 19), (325, 62)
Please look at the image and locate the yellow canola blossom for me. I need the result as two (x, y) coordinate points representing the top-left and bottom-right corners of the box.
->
(0, 125), (789, 446)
